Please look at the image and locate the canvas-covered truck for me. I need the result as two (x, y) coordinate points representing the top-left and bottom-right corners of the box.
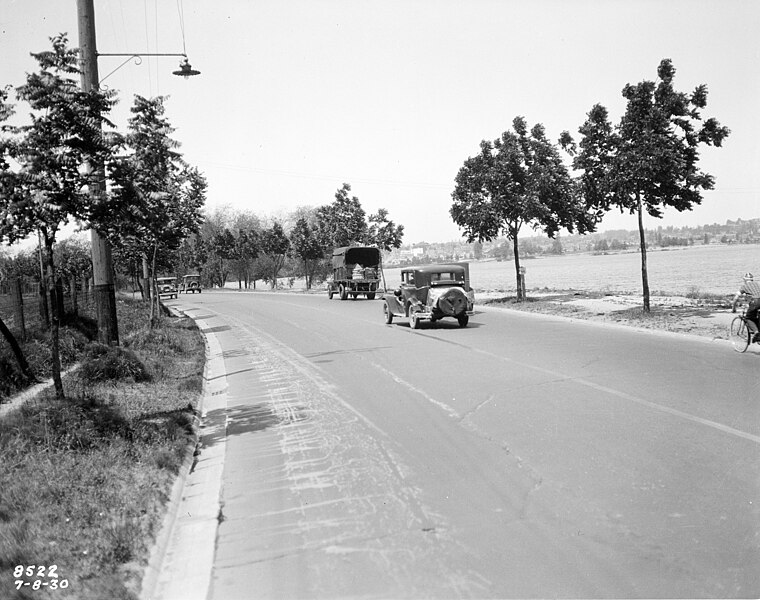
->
(327, 246), (383, 300)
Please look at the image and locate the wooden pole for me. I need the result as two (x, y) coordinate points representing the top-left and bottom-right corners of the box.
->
(12, 277), (25, 341)
(77, 0), (119, 344)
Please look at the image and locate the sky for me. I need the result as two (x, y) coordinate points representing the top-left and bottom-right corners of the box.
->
(1, 0), (758, 245)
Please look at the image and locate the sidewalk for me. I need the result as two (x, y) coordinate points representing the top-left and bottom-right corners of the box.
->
(141, 308), (228, 600)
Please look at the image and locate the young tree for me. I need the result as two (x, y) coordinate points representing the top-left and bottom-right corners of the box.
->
(451, 116), (594, 300)
(567, 59), (729, 311)
(0, 34), (116, 398)
(289, 216), (323, 289)
(106, 95), (206, 323)
(260, 222), (290, 289)
(315, 183), (368, 248)
(210, 228), (236, 288)
(232, 229), (259, 289)
(57, 237), (92, 314)
(366, 208), (404, 251)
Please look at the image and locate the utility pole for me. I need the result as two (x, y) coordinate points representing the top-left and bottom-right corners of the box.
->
(77, 0), (119, 345)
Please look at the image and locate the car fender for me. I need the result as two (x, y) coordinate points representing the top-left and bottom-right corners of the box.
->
(384, 294), (404, 315)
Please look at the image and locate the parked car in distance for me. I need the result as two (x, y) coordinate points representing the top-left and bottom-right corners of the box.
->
(383, 263), (474, 329)
(327, 246), (383, 300)
(180, 274), (202, 294)
(156, 277), (178, 299)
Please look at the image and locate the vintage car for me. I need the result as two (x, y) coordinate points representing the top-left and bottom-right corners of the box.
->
(156, 277), (178, 299)
(179, 274), (202, 294)
(383, 263), (474, 328)
(327, 246), (383, 300)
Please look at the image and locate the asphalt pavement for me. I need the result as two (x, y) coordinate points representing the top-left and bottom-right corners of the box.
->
(141, 291), (760, 599)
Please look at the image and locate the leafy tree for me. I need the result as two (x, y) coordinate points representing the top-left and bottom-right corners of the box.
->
(260, 222), (290, 289)
(366, 208), (404, 251)
(315, 183), (368, 248)
(0, 34), (115, 398)
(106, 95), (206, 322)
(232, 229), (259, 289)
(210, 228), (236, 288)
(567, 59), (729, 311)
(289, 217), (323, 289)
(451, 116), (594, 300)
(57, 237), (92, 313)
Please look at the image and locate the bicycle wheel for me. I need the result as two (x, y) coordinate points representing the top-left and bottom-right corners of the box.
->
(729, 316), (750, 353)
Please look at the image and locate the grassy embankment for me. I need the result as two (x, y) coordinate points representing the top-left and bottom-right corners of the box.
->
(0, 296), (204, 600)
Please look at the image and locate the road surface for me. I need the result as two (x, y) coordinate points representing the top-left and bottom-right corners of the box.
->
(156, 290), (759, 599)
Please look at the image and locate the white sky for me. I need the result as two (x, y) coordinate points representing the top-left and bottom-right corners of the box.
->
(1, 0), (758, 244)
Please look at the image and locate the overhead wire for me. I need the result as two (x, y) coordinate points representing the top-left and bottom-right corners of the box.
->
(177, 0), (187, 55)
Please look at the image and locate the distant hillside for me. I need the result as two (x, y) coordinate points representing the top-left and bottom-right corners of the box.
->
(386, 217), (759, 265)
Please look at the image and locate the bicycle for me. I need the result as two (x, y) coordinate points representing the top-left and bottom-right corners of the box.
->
(729, 307), (759, 353)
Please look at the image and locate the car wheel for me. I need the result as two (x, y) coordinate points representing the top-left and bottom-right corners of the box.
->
(410, 309), (421, 330)
(383, 302), (393, 324)
(367, 292), (376, 300)
(351, 293), (358, 300)
(457, 314), (469, 327)
(339, 284), (348, 300)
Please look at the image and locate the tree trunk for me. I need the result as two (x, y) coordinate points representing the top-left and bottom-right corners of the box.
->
(150, 245), (159, 328)
(70, 277), (78, 316)
(142, 255), (151, 302)
(12, 278), (25, 341)
(513, 234), (523, 302)
(0, 315), (35, 382)
(637, 193), (651, 313)
(43, 237), (64, 400)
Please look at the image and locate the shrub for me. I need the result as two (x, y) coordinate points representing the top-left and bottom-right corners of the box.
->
(79, 345), (151, 383)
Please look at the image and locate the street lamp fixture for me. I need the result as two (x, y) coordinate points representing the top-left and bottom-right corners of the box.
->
(98, 53), (201, 84)
(173, 57), (201, 78)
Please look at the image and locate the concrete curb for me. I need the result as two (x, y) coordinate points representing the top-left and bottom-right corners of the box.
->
(140, 308), (228, 600)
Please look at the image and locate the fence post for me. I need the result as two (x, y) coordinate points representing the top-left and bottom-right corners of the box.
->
(70, 277), (78, 316)
(12, 277), (26, 341)
(39, 280), (50, 328)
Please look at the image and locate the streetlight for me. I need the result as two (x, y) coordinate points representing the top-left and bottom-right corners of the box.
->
(98, 53), (201, 84)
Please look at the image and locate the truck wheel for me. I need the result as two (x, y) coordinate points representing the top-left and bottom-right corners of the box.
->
(383, 302), (393, 324)
(328, 288), (334, 299)
(339, 284), (348, 300)
(457, 314), (469, 327)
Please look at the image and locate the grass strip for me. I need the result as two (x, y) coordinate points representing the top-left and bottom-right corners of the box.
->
(0, 296), (204, 600)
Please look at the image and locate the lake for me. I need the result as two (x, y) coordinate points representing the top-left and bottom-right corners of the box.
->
(382, 244), (760, 296)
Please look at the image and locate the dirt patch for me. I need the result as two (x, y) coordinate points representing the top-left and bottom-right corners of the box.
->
(480, 290), (738, 340)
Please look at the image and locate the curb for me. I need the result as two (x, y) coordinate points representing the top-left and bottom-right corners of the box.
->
(140, 307), (229, 600)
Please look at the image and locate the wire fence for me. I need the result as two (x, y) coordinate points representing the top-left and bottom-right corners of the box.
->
(0, 278), (96, 341)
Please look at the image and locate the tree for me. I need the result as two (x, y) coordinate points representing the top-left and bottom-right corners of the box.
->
(289, 217), (323, 289)
(260, 222), (290, 289)
(106, 95), (206, 323)
(232, 228), (259, 289)
(366, 208), (405, 251)
(57, 237), (92, 314)
(567, 59), (729, 311)
(451, 116), (594, 300)
(210, 228), (236, 288)
(0, 34), (116, 398)
(315, 183), (368, 248)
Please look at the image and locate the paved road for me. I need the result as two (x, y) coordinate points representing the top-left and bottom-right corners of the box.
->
(152, 291), (759, 599)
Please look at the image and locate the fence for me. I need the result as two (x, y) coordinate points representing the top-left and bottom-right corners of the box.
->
(0, 278), (96, 341)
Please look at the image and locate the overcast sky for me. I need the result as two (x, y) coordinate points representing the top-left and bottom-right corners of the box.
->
(1, 0), (758, 244)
